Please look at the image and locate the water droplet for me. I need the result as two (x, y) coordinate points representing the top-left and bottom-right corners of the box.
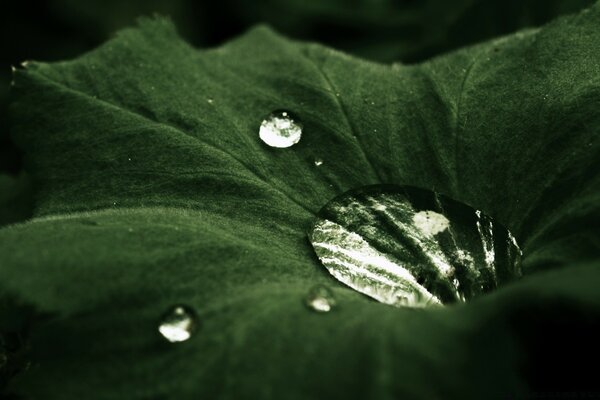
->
(305, 285), (336, 313)
(308, 185), (522, 308)
(207, 98), (214, 104)
(314, 158), (324, 167)
(158, 305), (198, 343)
(259, 110), (302, 148)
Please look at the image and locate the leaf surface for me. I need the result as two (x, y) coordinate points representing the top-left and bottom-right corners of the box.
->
(2, 5), (600, 398)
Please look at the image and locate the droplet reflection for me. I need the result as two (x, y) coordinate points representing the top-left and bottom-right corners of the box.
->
(259, 110), (302, 148)
(158, 305), (198, 343)
(305, 285), (336, 313)
(308, 185), (522, 308)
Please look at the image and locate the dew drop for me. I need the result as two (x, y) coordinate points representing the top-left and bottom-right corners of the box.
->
(207, 98), (214, 104)
(259, 110), (302, 148)
(158, 305), (198, 343)
(308, 185), (522, 308)
(314, 158), (324, 167)
(305, 285), (336, 313)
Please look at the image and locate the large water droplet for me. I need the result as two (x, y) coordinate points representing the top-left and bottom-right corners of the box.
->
(304, 285), (336, 313)
(158, 305), (198, 343)
(308, 185), (522, 308)
(259, 110), (302, 148)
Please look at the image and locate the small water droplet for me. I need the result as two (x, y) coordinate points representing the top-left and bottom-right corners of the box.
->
(259, 110), (302, 148)
(314, 158), (324, 167)
(305, 285), (336, 313)
(127, 157), (132, 161)
(308, 185), (522, 308)
(158, 305), (198, 343)
(207, 98), (214, 104)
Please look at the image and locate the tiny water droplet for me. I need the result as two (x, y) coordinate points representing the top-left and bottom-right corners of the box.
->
(314, 158), (324, 167)
(259, 110), (302, 148)
(127, 157), (132, 161)
(207, 98), (214, 104)
(308, 185), (522, 308)
(305, 285), (336, 313)
(158, 305), (198, 343)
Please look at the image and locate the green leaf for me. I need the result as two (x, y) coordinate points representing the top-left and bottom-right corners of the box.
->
(2, 4), (600, 399)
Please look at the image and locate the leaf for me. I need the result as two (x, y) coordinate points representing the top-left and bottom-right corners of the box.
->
(0, 0), (593, 179)
(2, 4), (600, 399)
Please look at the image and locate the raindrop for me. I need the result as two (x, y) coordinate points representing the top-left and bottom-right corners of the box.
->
(308, 185), (522, 308)
(259, 110), (302, 148)
(314, 158), (324, 167)
(158, 305), (198, 343)
(305, 285), (336, 313)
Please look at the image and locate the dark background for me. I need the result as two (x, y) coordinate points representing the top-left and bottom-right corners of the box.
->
(0, 0), (593, 177)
